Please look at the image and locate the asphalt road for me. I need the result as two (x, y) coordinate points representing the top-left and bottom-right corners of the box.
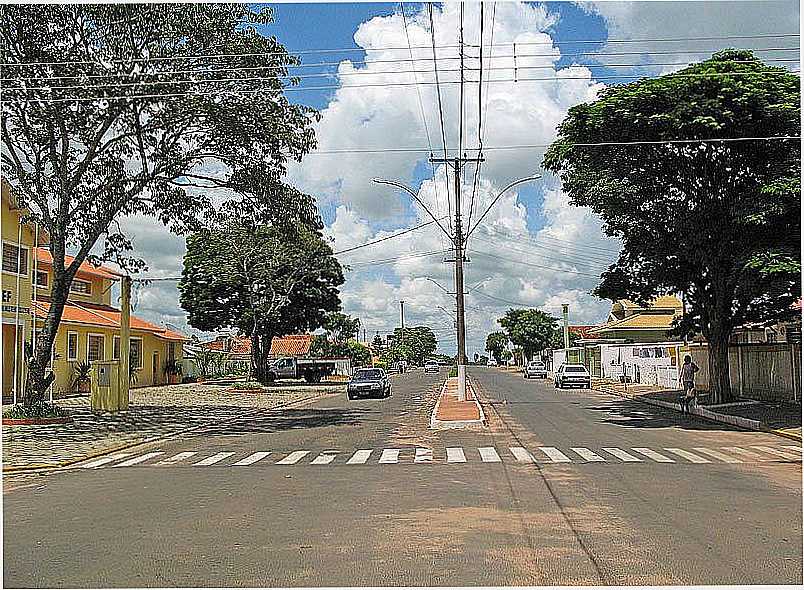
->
(3, 367), (802, 587)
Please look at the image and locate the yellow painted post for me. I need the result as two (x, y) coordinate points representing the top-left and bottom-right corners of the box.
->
(119, 276), (131, 410)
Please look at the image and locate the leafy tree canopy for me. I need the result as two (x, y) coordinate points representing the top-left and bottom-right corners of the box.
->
(2, 4), (319, 400)
(485, 331), (509, 364)
(498, 309), (560, 361)
(543, 50), (800, 401)
(321, 312), (360, 344)
(179, 220), (343, 382)
(310, 336), (371, 367)
(391, 326), (438, 365)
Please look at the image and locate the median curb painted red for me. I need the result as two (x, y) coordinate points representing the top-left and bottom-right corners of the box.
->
(2, 416), (73, 426)
(430, 376), (486, 429)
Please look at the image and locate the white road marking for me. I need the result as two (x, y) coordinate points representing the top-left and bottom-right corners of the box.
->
(193, 452), (236, 466)
(379, 449), (401, 464)
(509, 447), (537, 463)
(275, 451), (310, 465)
(414, 448), (433, 463)
(478, 447), (501, 463)
(664, 448), (710, 463)
(631, 448), (674, 463)
(156, 451), (197, 466)
(723, 447), (773, 461)
(80, 453), (132, 469)
(446, 447), (466, 463)
(232, 452), (272, 466)
(602, 447), (642, 462)
(570, 447), (606, 462)
(751, 446), (801, 460)
(310, 452), (338, 465)
(692, 447), (742, 463)
(538, 447), (572, 463)
(346, 450), (373, 464)
(114, 452), (164, 467)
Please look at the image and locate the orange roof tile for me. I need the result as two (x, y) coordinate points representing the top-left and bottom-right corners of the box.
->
(269, 334), (313, 356)
(32, 300), (187, 341)
(35, 248), (121, 281)
(200, 337), (252, 355)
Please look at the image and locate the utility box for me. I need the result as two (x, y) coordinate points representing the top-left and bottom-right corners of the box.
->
(90, 360), (123, 412)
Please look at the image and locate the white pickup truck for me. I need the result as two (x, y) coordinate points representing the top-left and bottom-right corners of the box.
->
(266, 357), (342, 383)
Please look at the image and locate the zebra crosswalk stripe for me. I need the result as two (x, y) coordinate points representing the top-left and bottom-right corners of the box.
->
(156, 452), (197, 465)
(379, 449), (401, 464)
(310, 452), (338, 465)
(194, 452), (236, 466)
(232, 452), (271, 466)
(446, 447), (466, 463)
(538, 447), (572, 463)
(750, 446), (800, 460)
(275, 451), (310, 465)
(665, 448), (710, 463)
(692, 447), (742, 463)
(570, 447), (606, 462)
(346, 450), (372, 464)
(115, 452), (164, 467)
(602, 447), (642, 462)
(632, 448), (674, 463)
(81, 453), (132, 469)
(414, 448), (433, 463)
(722, 447), (773, 461)
(478, 447), (501, 463)
(510, 447), (536, 463)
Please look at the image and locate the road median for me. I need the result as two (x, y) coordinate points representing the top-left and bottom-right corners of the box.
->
(429, 376), (486, 429)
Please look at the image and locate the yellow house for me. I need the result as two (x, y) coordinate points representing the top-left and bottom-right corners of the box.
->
(2, 185), (187, 401)
(588, 295), (684, 343)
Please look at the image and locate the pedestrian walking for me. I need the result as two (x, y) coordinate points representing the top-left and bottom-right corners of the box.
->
(679, 354), (699, 413)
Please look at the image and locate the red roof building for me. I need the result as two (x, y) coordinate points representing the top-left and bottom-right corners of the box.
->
(269, 334), (313, 357)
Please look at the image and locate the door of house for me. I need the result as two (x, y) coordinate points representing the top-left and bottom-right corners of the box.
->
(152, 351), (160, 386)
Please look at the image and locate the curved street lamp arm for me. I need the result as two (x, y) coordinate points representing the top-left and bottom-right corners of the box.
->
(465, 175), (542, 241)
(426, 276), (451, 294)
(372, 178), (454, 243)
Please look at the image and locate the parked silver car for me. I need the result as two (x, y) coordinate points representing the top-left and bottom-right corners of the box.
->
(424, 361), (439, 374)
(524, 361), (547, 379)
(554, 364), (591, 389)
(347, 368), (391, 399)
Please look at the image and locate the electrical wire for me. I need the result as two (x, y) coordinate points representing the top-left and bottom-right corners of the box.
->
(7, 69), (797, 104)
(467, 1), (488, 235)
(3, 32), (797, 67)
(470, 249), (604, 277)
(428, 2), (453, 234)
(471, 234), (614, 269)
(333, 217), (442, 255)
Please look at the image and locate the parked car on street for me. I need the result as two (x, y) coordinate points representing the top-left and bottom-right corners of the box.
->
(554, 364), (592, 389)
(424, 361), (439, 374)
(487, 359), (498, 366)
(347, 368), (391, 399)
(524, 360), (547, 379)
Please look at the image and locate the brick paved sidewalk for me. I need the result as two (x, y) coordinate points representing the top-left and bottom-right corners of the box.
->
(592, 378), (801, 441)
(2, 382), (344, 470)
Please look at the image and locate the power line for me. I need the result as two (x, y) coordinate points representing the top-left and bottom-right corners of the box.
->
(3, 32), (797, 67)
(428, 2), (453, 234)
(478, 225), (621, 259)
(471, 234), (614, 269)
(8, 68), (797, 104)
(470, 249), (603, 277)
(467, 1), (489, 234)
(333, 218), (442, 255)
(347, 249), (451, 268)
(458, 2), (465, 161)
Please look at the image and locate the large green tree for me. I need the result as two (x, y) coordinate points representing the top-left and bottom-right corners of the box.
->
(179, 220), (343, 383)
(389, 326), (437, 365)
(1, 4), (318, 403)
(321, 312), (360, 344)
(485, 331), (509, 364)
(498, 309), (560, 362)
(543, 50), (800, 403)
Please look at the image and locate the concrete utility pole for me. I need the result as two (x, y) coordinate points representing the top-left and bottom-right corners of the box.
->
(562, 303), (570, 349)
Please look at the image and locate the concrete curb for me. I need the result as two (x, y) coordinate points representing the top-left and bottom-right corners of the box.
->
(429, 378), (486, 430)
(2, 390), (338, 474)
(592, 385), (799, 441)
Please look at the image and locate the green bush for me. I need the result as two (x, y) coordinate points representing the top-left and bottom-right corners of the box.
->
(232, 381), (264, 391)
(3, 402), (70, 419)
(372, 361), (388, 371)
(448, 365), (458, 378)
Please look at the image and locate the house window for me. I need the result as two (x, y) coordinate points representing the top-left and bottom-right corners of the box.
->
(35, 270), (48, 287)
(87, 334), (104, 362)
(167, 341), (176, 363)
(113, 336), (120, 360)
(70, 279), (92, 295)
(67, 332), (79, 361)
(2, 242), (28, 275)
(130, 338), (142, 369)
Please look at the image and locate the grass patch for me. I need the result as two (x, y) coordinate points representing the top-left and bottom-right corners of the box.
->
(3, 402), (70, 419)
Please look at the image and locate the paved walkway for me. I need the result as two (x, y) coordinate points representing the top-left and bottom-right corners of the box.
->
(435, 377), (481, 422)
(2, 382), (343, 470)
(592, 378), (801, 441)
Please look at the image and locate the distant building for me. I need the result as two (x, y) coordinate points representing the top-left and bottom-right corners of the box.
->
(587, 295), (683, 343)
(269, 334), (313, 358)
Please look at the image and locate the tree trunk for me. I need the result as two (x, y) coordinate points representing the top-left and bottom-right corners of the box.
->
(708, 328), (733, 404)
(250, 332), (263, 383)
(23, 274), (71, 405)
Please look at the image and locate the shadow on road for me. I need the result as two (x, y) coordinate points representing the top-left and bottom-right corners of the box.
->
(584, 398), (745, 432)
(197, 407), (379, 437)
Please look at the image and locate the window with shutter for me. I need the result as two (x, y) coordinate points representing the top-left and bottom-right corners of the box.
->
(2, 243), (28, 275)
